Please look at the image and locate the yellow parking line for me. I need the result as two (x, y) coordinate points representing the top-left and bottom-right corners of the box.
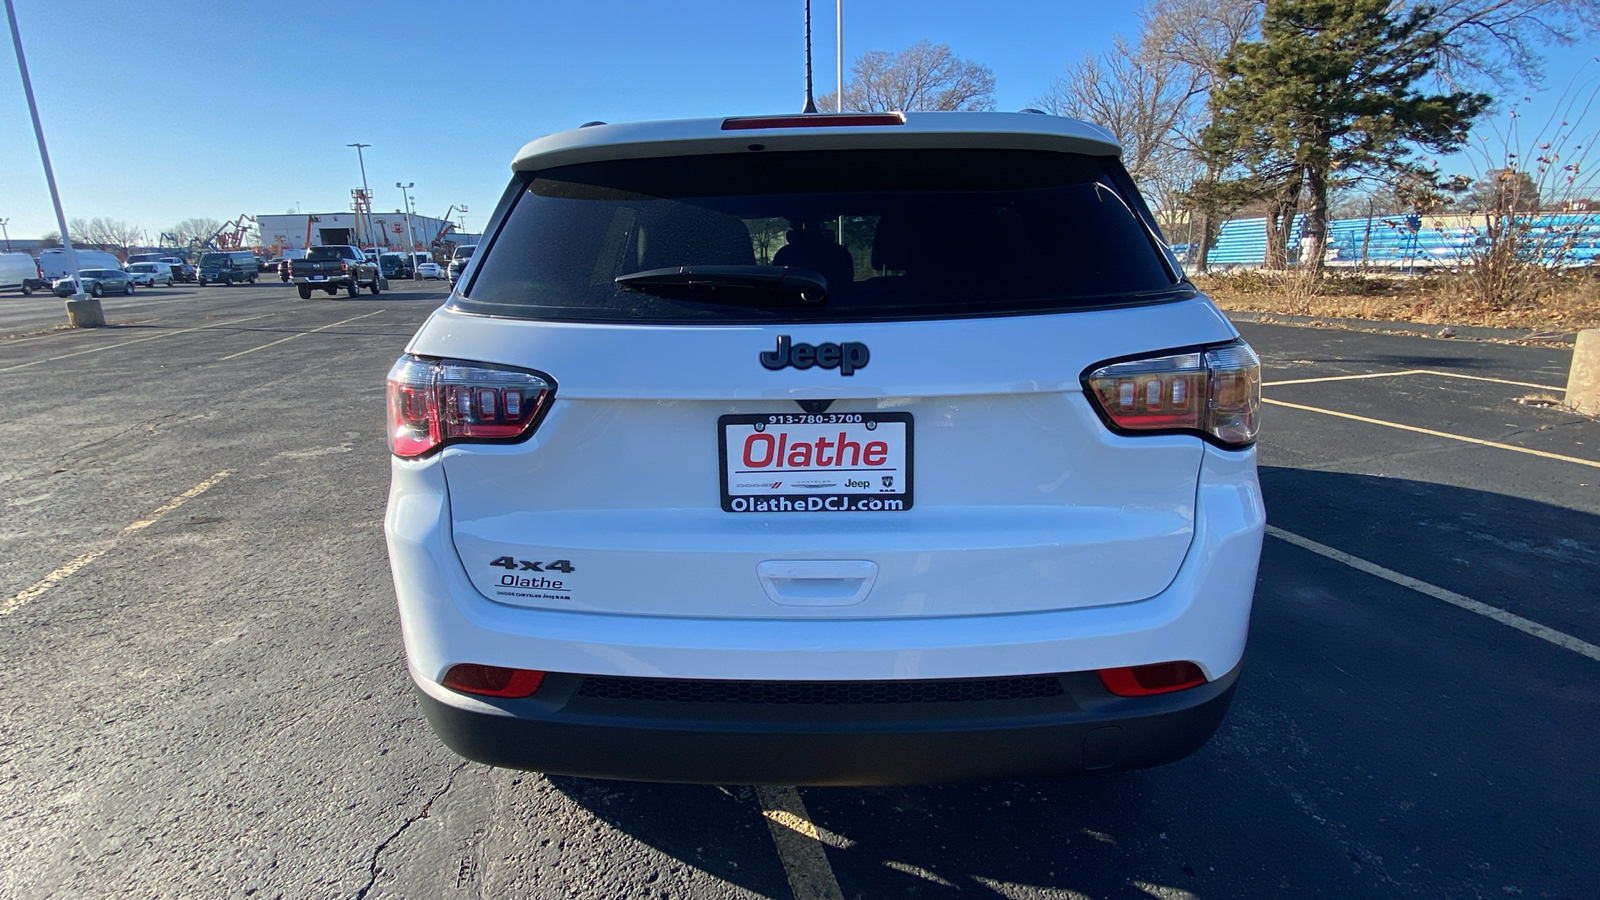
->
(0, 470), (233, 617)
(1264, 369), (1563, 391)
(755, 786), (845, 900)
(216, 310), (385, 361)
(0, 314), (275, 373)
(1415, 370), (1565, 391)
(1264, 370), (1429, 387)
(1263, 398), (1600, 469)
(1267, 525), (1600, 663)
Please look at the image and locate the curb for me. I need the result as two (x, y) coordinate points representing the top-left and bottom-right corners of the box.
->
(1223, 310), (1577, 344)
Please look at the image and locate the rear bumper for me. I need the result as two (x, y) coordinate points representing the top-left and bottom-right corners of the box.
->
(413, 663), (1240, 785)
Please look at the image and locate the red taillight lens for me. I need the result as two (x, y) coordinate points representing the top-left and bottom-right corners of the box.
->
(1083, 340), (1261, 448)
(721, 112), (906, 130)
(340, 260), (349, 274)
(1097, 662), (1207, 697)
(441, 664), (546, 698)
(386, 355), (553, 457)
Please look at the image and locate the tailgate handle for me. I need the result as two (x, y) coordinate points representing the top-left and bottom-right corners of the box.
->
(756, 560), (878, 607)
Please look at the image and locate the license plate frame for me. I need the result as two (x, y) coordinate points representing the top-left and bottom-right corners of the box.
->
(717, 411), (914, 513)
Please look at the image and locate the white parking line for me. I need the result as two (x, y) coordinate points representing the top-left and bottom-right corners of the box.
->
(1265, 369), (1564, 391)
(1263, 398), (1600, 469)
(755, 786), (845, 900)
(0, 314), (275, 373)
(1267, 525), (1600, 663)
(0, 470), (233, 617)
(216, 310), (385, 361)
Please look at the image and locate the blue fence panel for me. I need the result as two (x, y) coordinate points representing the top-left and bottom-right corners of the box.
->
(1180, 212), (1600, 269)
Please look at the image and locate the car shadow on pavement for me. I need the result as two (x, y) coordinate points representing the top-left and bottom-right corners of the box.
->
(543, 470), (1599, 899)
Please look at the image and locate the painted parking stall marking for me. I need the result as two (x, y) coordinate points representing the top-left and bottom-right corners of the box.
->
(755, 786), (846, 900)
(1, 470), (234, 617)
(1263, 398), (1600, 469)
(216, 309), (386, 361)
(0, 313), (275, 373)
(1267, 525), (1600, 663)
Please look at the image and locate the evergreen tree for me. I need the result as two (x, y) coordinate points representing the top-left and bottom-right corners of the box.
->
(1197, 0), (1491, 272)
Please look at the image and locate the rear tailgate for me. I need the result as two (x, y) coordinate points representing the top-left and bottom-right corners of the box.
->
(414, 299), (1235, 619)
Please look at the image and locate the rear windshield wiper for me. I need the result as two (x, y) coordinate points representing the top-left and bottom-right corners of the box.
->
(616, 265), (828, 305)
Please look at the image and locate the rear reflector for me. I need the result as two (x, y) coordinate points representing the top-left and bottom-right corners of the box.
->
(441, 664), (546, 698)
(1097, 662), (1207, 697)
(386, 355), (553, 457)
(721, 112), (906, 130)
(1083, 340), (1261, 448)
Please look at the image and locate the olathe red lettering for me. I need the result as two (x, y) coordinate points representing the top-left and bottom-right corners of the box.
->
(742, 431), (890, 468)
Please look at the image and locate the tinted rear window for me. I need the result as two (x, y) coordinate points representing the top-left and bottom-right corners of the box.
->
(456, 149), (1183, 324)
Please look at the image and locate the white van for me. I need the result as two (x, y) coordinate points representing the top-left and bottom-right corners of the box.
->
(38, 248), (123, 281)
(0, 252), (43, 294)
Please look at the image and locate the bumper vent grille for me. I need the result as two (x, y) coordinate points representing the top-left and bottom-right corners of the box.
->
(575, 675), (1065, 705)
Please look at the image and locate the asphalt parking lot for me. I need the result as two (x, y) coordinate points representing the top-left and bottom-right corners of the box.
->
(0, 280), (1595, 899)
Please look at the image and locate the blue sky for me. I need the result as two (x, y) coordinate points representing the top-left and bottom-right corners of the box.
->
(0, 0), (1593, 241)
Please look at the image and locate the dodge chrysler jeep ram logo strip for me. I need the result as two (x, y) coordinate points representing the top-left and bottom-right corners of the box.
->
(760, 335), (870, 376)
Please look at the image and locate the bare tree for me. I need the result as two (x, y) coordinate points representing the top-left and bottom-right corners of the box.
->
(1414, 0), (1600, 87)
(1036, 0), (1260, 265)
(68, 217), (146, 256)
(166, 217), (225, 249)
(844, 40), (996, 112)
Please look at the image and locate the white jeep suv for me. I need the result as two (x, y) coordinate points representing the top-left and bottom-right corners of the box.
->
(385, 111), (1264, 785)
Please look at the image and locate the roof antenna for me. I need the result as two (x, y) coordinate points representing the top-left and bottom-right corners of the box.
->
(801, 0), (818, 113)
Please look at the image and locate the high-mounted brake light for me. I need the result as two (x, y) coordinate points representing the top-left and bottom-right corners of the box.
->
(386, 355), (554, 457)
(721, 112), (906, 130)
(442, 664), (546, 698)
(1082, 340), (1261, 448)
(1097, 662), (1207, 697)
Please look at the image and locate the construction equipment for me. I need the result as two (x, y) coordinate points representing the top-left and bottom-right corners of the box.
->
(430, 205), (460, 249)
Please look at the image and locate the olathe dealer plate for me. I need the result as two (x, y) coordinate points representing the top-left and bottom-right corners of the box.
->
(718, 412), (913, 513)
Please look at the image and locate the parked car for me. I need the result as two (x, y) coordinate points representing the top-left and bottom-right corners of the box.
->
(378, 252), (412, 280)
(414, 261), (443, 280)
(447, 244), (476, 285)
(157, 256), (196, 282)
(255, 256), (273, 273)
(125, 262), (174, 287)
(0, 252), (44, 294)
(196, 250), (258, 286)
(53, 267), (133, 297)
(289, 244), (382, 298)
(385, 111), (1265, 785)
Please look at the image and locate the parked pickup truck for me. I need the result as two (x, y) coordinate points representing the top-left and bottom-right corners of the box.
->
(289, 245), (383, 299)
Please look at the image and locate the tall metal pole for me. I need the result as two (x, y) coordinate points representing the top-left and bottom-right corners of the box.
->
(0, 218), (10, 252)
(5, 0), (98, 324)
(836, 0), (843, 112)
(397, 182), (416, 279)
(347, 142), (376, 254)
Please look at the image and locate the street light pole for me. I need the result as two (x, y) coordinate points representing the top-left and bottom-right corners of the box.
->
(0, 218), (10, 252)
(5, 0), (99, 325)
(346, 142), (377, 255)
(397, 182), (417, 279)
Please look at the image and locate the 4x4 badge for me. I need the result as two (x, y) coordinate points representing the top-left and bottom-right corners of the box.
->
(760, 335), (870, 376)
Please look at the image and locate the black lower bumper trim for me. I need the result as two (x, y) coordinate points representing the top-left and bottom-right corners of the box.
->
(416, 664), (1240, 786)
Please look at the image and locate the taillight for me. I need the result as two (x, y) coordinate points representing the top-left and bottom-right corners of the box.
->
(1097, 662), (1207, 697)
(1082, 340), (1260, 448)
(339, 260), (349, 274)
(442, 664), (546, 698)
(386, 355), (554, 457)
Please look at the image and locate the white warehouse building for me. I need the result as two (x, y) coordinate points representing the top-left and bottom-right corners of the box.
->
(256, 211), (477, 255)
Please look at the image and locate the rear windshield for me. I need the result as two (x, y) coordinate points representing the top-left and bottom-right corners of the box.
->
(453, 246), (475, 260)
(306, 247), (348, 261)
(455, 148), (1184, 324)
